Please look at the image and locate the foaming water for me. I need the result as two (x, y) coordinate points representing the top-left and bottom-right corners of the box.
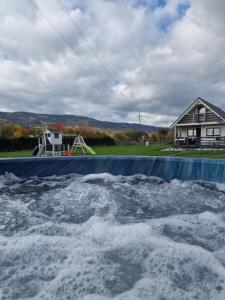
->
(1, 173), (225, 299)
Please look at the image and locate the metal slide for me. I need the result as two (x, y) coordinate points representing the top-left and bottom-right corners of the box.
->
(32, 146), (39, 156)
(37, 145), (44, 156)
(32, 145), (44, 156)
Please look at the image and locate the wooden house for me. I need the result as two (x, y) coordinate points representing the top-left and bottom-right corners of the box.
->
(170, 97), (225, 148)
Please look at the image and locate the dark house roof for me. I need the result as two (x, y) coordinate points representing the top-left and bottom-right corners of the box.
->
(170, 97), (225, 129)
(39, 128), (62, 137)
(199, 98), (225, 120)
(46, 129), (62, 133)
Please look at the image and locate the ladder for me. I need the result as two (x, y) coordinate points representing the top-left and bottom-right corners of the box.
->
(71, 135), (86, 154)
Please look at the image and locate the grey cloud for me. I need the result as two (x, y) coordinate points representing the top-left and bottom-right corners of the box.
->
(0, 0), (225, 126)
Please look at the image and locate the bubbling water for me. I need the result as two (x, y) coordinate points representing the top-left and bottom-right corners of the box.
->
(1, 173), (225, 299)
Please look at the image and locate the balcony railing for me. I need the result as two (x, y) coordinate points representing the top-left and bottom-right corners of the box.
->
(178, 113), (222, 124)
(194, 113), (205, 122)
(173, 137), (225, 148)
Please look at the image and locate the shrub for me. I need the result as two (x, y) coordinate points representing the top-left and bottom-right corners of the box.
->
(0, 135), (115, 152)
(63, 136), (115, 147)
(0, 137), (38, 152)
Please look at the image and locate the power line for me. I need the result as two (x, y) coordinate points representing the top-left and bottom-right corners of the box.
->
(30, 0), (94, 73)
(30, 0), (143, 125)
(55, 0), (115, 83)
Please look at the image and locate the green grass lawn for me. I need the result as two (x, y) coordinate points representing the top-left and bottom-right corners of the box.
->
(93, 144), (166, 156)
(93, 145), (225, 159)
(163, 149), (225, 159)
(0, 150), (32, 158)
(1, 144), (225, 159)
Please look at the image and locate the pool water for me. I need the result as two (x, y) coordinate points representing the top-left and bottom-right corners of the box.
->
(1, 173), (225, 299)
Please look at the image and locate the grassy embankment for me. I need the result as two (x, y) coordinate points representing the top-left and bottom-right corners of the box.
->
(1, 144), (225, 159)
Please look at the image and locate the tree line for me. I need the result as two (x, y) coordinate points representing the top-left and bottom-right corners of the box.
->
(0, 123), (172, 152)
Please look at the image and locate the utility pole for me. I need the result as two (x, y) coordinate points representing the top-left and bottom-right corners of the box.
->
(138, 112), (141, 144)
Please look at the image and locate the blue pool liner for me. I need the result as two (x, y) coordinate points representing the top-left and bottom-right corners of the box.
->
(0, 156), (225, 183)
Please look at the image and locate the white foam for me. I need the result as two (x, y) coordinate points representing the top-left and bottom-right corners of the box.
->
(0, 173), (21, 188)
(1, 173), (225, 299)
(82, 173), (118, 183)
(198, 211), (220, 221)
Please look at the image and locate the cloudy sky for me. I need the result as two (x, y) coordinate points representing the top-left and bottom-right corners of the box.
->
(0, 0), (225, 126)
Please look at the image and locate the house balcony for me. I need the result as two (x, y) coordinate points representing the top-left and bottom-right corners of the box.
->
(177, 113), (222, 124)
(173, 136), (225, 148)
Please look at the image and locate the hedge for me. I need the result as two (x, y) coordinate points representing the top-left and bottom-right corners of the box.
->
(63, 136), (115, 147)
(0, 137), (38, 152)
(0, 136), (115, 152)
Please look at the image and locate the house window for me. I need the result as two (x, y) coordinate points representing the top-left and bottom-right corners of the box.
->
(206, 128), (220, 136)
(198, 107), (206, 122)
(214, 128), (220, 136)
(187, 129), (196, 137)
(54, 133), (59, 139)
(198, 107), (206, 114)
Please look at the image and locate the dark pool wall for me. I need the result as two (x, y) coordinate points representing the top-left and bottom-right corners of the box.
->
(0, 156), (225, 183)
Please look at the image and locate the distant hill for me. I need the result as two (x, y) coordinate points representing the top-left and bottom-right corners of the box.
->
(0, 111), (162, 132)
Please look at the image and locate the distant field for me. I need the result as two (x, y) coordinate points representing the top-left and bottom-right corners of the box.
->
(1, 144), (225, 159)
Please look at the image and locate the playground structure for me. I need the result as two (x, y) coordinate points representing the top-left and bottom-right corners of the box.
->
(32, 129), (67, 157)
(32, 129), (96, 157)
(71, 135), (96, 155)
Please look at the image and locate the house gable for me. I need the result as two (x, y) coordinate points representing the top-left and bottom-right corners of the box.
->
(170, 98), (225, 129)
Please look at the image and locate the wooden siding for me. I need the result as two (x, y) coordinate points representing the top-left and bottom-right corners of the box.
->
(178, 110), (223, 124)
(206, 112), (223, 122)
(178, 114), (194, 123)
